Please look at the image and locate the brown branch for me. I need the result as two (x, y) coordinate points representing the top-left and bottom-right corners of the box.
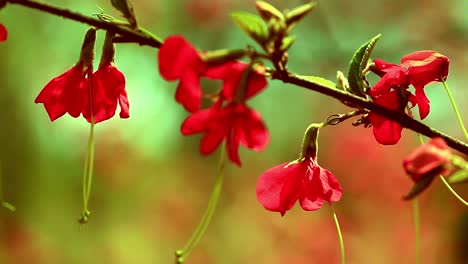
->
(5, 0), (468, 155)
(6, 0), (162, 48)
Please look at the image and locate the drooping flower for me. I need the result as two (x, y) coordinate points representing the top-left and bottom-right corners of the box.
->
(158, 36), (209, 112)
(256, 157), (342, 216)
(0, 24), (7, 42)
(35, 64), (90, 121)
(368, 51), (449, 145)
(403, 137), (451, 183)
(82, 63), (129, 123)
(35, 29), (96, 121)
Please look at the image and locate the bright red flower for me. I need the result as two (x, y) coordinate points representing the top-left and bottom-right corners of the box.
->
(0, 24), (7, 42)
(181, 101), (269, 166)
(35, 64), (89, 121)
(403, 137), (451, 182)
(158, 36), (209, 112)
(82, 63), (129, 123)
(368, 51), (449, 145)
(256, 157), (342, 216)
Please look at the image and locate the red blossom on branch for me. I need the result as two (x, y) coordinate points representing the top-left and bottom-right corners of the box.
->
(181, 62), (269, 166)
(256, 157), (342, 216)
(0, 24), (7, 42)
(369, 51), (449, 145)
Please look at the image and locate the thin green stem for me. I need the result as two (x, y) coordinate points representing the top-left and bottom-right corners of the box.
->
(329, 203), (345, 264)
(79, 120), (95, 224)
(412, 199), (421, 264)
(175, 146), (226, 264)
(442, 80), (468, 140)
(439, 175), (468, 206)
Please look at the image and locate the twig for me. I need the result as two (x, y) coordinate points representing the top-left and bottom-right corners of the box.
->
(6, 0), (162, 48)
(5, 0), (468, 155)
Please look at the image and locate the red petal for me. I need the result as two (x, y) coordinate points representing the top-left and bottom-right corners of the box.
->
(180, 108), (215, 135)
(369, 68), (407, 97)
(119, 89), (130, 118)
(368, 91), (404, 145)
(226, 129), (241, 166)
(414, 85), (430, 119)
(35, 66), (86, 121)
(0, 24), (7, 42)
(402, 50), (449, 85)
(206, 62), (267, 100)
(236, 105), (269, 151)
(403, 137), (451, 182)
(374, 59), (401, 72)
(83, 65), (126, 123)
(256, 162), (305, 216)
(175, 70), (202, 112)
(158, 36), (202, 80)
(200, 127), (226, 155)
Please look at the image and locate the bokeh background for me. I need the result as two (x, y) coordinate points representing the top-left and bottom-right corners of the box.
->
(1, 0), (468, 263)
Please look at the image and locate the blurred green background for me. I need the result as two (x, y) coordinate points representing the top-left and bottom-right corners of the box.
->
(1, 0), (468, 263)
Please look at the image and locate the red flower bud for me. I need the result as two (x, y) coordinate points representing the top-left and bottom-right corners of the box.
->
(0, 23), (7, 42)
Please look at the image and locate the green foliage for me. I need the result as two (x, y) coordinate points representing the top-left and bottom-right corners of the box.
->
(449, 169), (468, 184)
(256, 1), (284, 22)
(300, 75), (337, 90)
(231, 12), (269, 47)
(111, 0), (138, 28)
(280, 36), (296, 52)
(347, 34), (381, 98)
(285, 1), (317, 33)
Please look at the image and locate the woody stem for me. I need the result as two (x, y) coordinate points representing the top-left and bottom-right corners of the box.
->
(5, 0), (468, 155)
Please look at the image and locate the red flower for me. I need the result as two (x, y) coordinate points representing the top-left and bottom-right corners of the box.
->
(35, 64), (89, 121)
(403, 137), (451, 182)
(0, 24), (7, 42)
(82, 63), (129, 123)
(181, 101), (269, 166)
(256, 157), (342, 216)
(158, 36), (209, 112)
(368, 51), (449, 145)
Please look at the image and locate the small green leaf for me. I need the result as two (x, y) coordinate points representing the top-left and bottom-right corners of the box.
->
(231, 12), (269, 47)
(1, 201), (15, 212)
(347, 34), (381, 98)
(448, 169), (468, 184)
(111, 0), (137, 28)
(280, 36), (296, 52)
(285, 1), (317, 32)
(298, 75), (337, 90)
(256, 1), (284, 22)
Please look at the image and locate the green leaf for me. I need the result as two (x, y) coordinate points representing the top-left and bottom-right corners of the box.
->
(256, 1), (284, 22)
(231, 12), (269, 47)
(285, 1), (317, 32)
(402, 173), (437, 200)
(111, 0), (137, 28)
(298, 75), (337, 90)
(280, 36), (296, 52)
(347, 34), (381, 98)
(448, 169), (468, 184)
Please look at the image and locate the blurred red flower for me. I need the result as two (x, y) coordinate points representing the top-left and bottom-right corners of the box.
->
(403, 137), (451, 182)
(369, 50), (449, 145)
(256, 157), (342, 216)
(0, 23), (7, 42)
(82, 63), (129, 123)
